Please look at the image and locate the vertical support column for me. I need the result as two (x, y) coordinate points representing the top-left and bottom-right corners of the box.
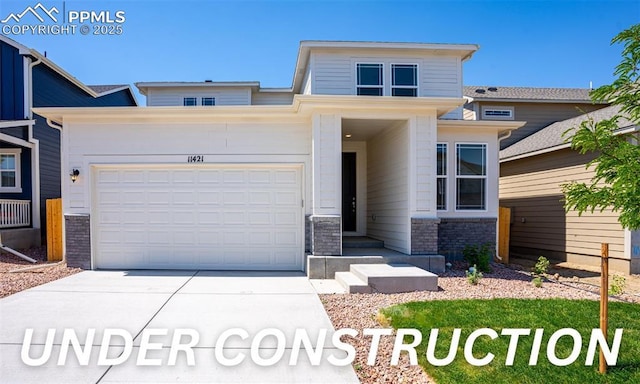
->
(65, 214), (91, 269)
(408, 113), (439, 254)
(310, 113), (342, 255)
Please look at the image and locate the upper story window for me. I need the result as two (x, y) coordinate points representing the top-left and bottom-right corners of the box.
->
(481, 106), (514, 120)
(356, 63), (383, 96)
(183, 97), (197, 106)
(391, 64), (418, 97)
(456, 143), (487, 210)
(202, 97), (216, 106)
(0, 149), (21, 192)
(436, 143), (447, 210)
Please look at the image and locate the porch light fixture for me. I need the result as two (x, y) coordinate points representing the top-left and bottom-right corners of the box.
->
(70, 169), (80, 183)
(345, 134), (352, 138)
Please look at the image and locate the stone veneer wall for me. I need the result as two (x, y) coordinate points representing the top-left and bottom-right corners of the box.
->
(305, 215), (311, 253)
(310, 216), (341, 256)
(438, 218), (496, 261)
(65, 214), (91, 269)
(410, 218), (440, 254)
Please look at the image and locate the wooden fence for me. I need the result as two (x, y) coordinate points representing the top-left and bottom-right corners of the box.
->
(498, 206), (511, 264)
(46, 198), (63, 261)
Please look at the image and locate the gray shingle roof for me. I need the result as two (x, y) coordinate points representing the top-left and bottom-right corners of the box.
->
(87, 84), (129, 94)
(464, 86), (596, 102)
(500, 105), (635, 160)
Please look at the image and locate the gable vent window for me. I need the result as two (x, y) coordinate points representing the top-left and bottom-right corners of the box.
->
(183, 97), (197, 106)
(202, 97), (216, 106)
(356, 63), (383, 96)
(482, 106), (514, 120)
(392, 64), (418, 97)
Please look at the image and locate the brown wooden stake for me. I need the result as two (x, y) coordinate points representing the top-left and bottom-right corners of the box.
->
(600, 243), (609, 375)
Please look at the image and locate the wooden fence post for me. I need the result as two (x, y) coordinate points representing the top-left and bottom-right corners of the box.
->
(46, 198), (63, 262)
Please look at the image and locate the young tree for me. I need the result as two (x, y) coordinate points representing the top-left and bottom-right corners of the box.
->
(562, 24), (640, 230)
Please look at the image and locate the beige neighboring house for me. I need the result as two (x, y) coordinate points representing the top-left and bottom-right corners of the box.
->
(499, 105), (640, 274)
(463, 86), (608, 148)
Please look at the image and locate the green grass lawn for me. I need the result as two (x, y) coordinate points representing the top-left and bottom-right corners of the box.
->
(379, 299), (640, 384)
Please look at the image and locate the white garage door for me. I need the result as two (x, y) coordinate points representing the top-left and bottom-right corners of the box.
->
(93, 165), (303, 270)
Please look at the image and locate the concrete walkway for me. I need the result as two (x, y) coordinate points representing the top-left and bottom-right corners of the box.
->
(0, 271), (358, 384)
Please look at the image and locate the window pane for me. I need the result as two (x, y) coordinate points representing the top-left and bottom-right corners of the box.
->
(392, 88), (417, 97)
(392, 65), (417, 86)
(1, 155), (15, 170)
(357, 64), (382, 86)
(1, 171), (15, 187)
(357, 87), (383, 96)
(437, 144), (446, 176)
(183, 97), (197, 106)
(456, 178), (485, 210)
(457, 144), (486, 176)
(437, 178), (446, 210)
(202, 97), (215, 106)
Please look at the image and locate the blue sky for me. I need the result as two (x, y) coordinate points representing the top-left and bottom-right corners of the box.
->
(1, 0), (638, 103)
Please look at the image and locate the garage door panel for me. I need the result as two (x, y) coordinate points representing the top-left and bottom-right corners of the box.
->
(94, 166), (303, 270)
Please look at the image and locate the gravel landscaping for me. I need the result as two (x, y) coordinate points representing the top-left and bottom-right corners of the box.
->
(320, 262), (640, 384)
(0, 248), (81, 298)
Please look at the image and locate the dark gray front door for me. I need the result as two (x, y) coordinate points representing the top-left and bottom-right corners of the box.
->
(342, 153), (357, 232)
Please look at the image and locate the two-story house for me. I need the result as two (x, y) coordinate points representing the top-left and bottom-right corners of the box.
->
(35, 41), (523, 273)
(0, 36), (137, 249)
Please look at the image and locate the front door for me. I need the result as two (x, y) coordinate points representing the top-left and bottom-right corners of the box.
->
(342, 152), (357, 232)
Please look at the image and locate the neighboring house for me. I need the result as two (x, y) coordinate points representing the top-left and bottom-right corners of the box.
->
(36, 41), (523, 272)
(463, 86), (608, 148)
(0, 36), (137, 248)
(499, 105), (640, 274)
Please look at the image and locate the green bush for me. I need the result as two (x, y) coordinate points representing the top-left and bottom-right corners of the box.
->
(609, 275), (626, 296)
(462, 243), (492, 272)
(532, 276), (543, 288)
(532, 256), (550, 277)
(465, 265), (483, 285)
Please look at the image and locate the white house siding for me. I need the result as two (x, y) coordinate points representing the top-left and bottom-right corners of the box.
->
(367, 121), (410, 253)
(146, 87), (252, 106)
(251, 92), (294, 105)
(311, 114), (341, 214)
(311, 50), (462, 119)
(64, 120), (311, 214)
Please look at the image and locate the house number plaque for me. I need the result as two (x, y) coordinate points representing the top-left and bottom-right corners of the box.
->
(187, 155), (204, 163)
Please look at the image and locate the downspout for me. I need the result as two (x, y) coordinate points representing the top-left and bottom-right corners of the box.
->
(10, 117), (65, 273)
(493, 130), (513, 262)
(27, 57), (43, 231)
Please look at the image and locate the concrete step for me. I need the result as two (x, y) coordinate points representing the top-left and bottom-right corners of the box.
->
(350, 263), (438, 293)
(342, 237), (384, 248)
(335, 271), (372, 294)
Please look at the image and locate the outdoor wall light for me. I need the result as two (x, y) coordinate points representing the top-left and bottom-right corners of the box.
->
(345, 134), (352, 138)
(70, 169), (80, 183)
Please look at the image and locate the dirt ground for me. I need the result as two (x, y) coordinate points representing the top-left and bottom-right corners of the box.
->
(508, 256), (640, 296)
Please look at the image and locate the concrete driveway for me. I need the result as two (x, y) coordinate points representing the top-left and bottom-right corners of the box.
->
(0, 271), (358, 383)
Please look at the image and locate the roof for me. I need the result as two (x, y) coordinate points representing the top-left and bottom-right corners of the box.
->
(87, 84), (130, 94)
(464, 86), (602, 104)
(500, 105), (636, 161)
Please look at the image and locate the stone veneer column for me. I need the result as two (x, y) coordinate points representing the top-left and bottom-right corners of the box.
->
(411, 217), (441, 254)
(310, 215), (341, 256)
(65, 214), (91, 269)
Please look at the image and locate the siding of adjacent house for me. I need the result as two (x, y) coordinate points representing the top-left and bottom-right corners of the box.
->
(146, 87), (251, 106)
(32, 63), (135, 236)
(310, 50), (462, 119)
(367, 122), (410, 253)
(478, 101), (605, 148)
(500, 148), (625, 263)
(251, 92), (294, 105)
(0, 40), (25, 121)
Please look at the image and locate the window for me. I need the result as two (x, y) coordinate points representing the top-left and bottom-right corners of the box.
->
(356, 63), (383, 96)
(183, 97), (197, 106)
(436, 143), (447, 210)
(392, 64), (417, 97)
(481, 106), (514, 120)
(0, 149), (21, 192)
(202, 97), (215, 106)
(456, 144), (486, 210)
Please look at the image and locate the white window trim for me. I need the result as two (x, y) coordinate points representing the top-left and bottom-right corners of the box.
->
(0, 148), (22, 193)
(391, 63), (419, 97)
(355, 62), (384, 96)
(454, 142), (488, 212)
(436, 142), (447, 211)
(481, 106), (514, 120)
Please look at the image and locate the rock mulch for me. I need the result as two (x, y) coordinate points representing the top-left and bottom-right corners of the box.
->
(0, 248), (81, 298)
(320, 263), (639, 384)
